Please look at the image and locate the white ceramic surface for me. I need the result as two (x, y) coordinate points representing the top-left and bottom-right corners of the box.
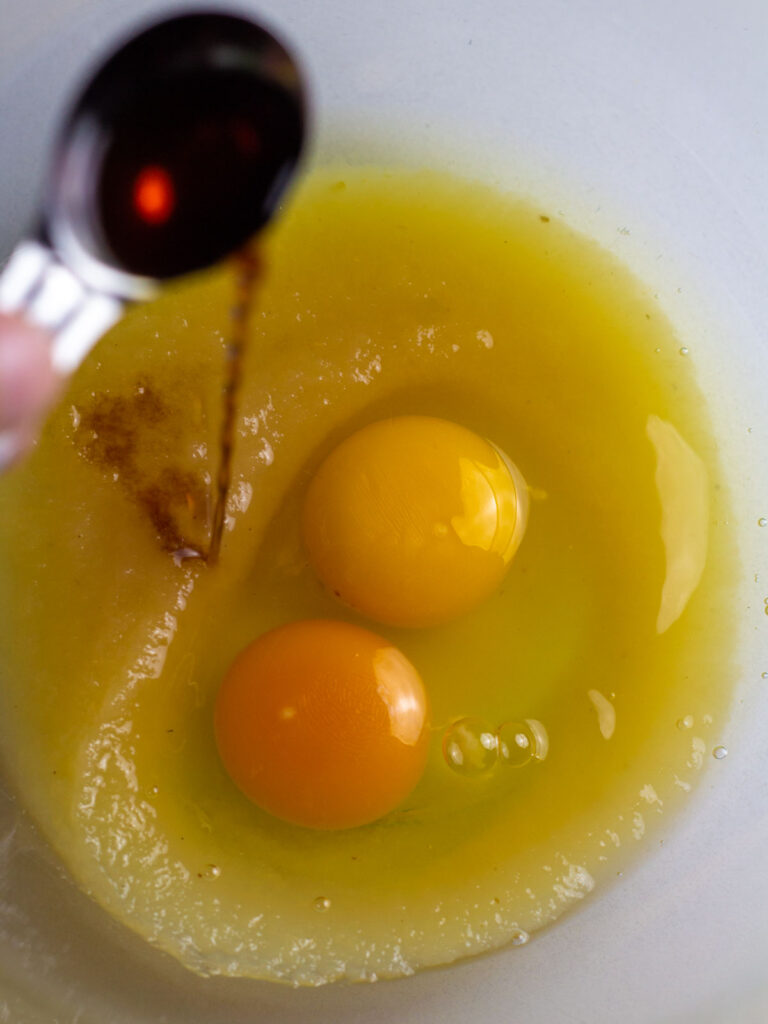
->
(1, 1), (767, 1021)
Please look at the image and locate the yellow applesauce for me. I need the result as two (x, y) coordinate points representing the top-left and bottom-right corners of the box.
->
(0, 168), (736, 984)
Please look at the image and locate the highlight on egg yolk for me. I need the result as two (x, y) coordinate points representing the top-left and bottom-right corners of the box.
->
(302, 416), (529, 627)
(214, 619), (430, 830)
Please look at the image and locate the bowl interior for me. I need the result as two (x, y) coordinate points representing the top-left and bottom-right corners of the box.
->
(1, 1), (767, 1021)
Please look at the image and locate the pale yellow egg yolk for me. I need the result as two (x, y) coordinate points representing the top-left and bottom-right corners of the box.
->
(302, 416), (529, 627)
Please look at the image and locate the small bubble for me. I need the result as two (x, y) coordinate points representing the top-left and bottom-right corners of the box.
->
(313, 896), (332, 912)
(758, 518), (768, 528)
(510, 929), (529, 946)
(712, 746), (728, 760)
(442, 718), (498, 776)
(202, 864), (221, 880)
(762, 672), (768, 680)
(677, 715), (694, 730)
(497, 720), (535, 767)
(679, 346), (689, 356)
(150, 785), (159, 796)
(525, 718), (549, 760)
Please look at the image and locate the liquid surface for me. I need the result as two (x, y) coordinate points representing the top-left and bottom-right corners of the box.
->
(0, 168), (735, 984)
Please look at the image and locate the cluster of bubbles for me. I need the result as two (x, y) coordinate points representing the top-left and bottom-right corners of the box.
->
(676, 715), (728, 760)
(442, 716), (549, 777)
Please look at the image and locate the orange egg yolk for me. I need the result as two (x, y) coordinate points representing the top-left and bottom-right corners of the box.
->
(214, 619), (430, 830)
(302, 416), (529, 627)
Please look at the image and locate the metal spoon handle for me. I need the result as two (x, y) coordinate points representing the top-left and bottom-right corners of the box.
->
(0, 240), (122, 373)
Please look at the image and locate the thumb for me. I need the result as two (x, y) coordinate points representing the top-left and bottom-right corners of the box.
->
(0, 314), (62, 469)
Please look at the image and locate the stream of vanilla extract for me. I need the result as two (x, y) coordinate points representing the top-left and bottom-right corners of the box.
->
(173, 248), (261, 568)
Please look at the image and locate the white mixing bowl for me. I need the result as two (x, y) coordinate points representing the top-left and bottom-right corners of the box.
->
(1, 1), (766, 1021)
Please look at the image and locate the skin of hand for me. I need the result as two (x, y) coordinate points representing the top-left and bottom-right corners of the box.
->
(0, 314), (61, 470)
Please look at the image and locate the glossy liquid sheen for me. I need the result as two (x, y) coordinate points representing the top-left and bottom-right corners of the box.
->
(0, 168), (736, 984)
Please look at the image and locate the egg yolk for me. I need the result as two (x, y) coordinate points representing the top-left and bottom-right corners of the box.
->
(302, 416), (529, 627)
(214, 619), (430, 830)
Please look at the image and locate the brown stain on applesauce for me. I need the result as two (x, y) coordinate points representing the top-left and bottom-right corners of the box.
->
(72, 380), (210, 554)
(70, 247), (261, 561)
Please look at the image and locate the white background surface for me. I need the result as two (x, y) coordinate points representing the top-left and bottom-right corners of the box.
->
(1, 1), (767, 1021)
